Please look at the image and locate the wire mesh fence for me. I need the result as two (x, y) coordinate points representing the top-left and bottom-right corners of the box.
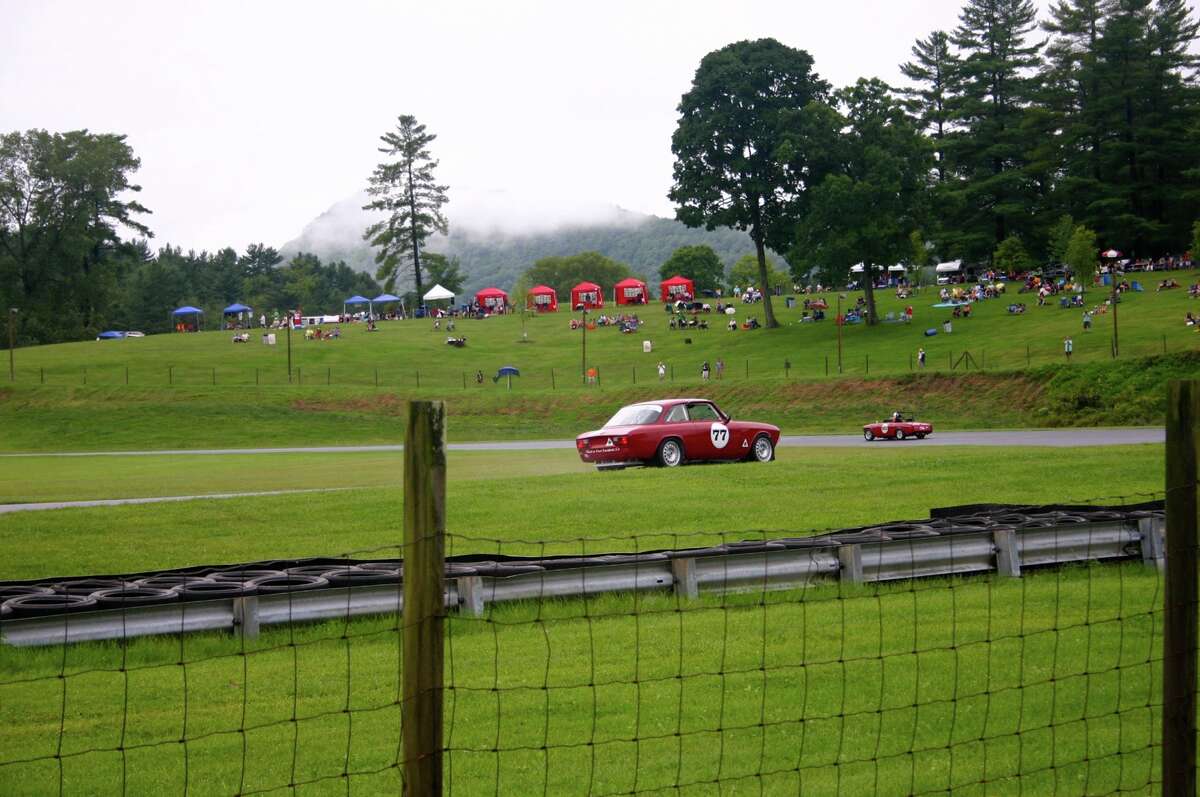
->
(7, 335), (1197, 392)
(0, 497), (1176, 795)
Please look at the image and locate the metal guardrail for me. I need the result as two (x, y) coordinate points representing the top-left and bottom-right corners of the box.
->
(0, 505), (1165, 647)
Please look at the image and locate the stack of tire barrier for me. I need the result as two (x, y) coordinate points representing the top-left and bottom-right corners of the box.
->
(0, 502), (1164, 644)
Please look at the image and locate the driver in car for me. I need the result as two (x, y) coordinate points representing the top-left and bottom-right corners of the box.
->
(892, 411), (903, 422)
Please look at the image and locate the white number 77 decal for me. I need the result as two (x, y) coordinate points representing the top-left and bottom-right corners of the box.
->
(710, 423), (730, 449)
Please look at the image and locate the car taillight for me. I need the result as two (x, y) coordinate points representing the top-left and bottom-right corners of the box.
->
(576, 439), (586, 450)
(619, 437), (629, 445)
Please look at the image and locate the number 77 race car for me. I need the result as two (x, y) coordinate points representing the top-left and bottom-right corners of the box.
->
(576, 398), (780, 470)
(863, 413), (932, 441)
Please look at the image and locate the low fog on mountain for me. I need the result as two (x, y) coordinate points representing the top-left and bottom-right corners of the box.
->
(282, 187), (758, 295)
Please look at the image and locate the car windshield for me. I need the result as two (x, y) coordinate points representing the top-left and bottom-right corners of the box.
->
(604, 404), (662, 427)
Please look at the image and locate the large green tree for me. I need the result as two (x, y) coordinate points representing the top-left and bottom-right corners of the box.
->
(669, 39), (830, 328)
(658, 244), (725, 293)
(0, 129), (150, 342)
(791, 80), (931, 325)
(362, 115), (449, 299)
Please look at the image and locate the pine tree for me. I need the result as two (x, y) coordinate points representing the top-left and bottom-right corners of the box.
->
(1040, 0), (1112, 225)
(944, 0), (1044, 263)
(362, 115), (449, 298)
(900, 30), (959, 182)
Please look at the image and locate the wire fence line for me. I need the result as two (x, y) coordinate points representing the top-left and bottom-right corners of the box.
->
(0, 397), (1195, 795)
(6, 338), (1197, 392)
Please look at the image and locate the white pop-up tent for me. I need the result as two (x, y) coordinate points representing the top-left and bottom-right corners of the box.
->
(888, 264), (906, 273)
(423, 284), (455, 302)
(849, 263), (885, 273)
(934, 260), (963, 273)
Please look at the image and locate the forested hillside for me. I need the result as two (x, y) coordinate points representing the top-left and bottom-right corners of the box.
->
(280, 195), (759, 294)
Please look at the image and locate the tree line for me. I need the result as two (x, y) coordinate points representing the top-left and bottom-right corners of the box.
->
(5, 0), (1197, 342)
(667, 0), (1200, 326)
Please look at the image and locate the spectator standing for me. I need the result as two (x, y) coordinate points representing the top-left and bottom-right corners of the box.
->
(701, 361), (711, 380)
(657, 361), (666, 381)
(1082, 311), (1092, 331)
(1064, 337), (1073, 359)
(716, 358), (725, 379)
(918, 347), (926, 369)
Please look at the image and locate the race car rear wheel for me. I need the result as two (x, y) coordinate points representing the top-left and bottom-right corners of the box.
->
(752, 435), (774, 463)
(657, 439), (684, 468)
(895, 429), (906, 441)
(864, 430), (875, 441)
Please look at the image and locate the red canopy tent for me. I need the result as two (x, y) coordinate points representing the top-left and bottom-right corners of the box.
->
(527, 284), (558, 312)
(659, 275), (695, 302)
(613, 277), (648, 306)
(570, 281), (604, 310)
(475, 287), (509, 313)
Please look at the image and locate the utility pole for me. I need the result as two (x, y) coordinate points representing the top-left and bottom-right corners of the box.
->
(286, 312), (293, 380)
(1111, 270), (1120, 358)
(836, 294), (845, 374)
(581, 308), (588, 384)
(7, 308), (16, 381)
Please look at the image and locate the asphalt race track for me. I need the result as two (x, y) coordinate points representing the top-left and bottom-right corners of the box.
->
(0, 428), (1161, 514)
(0, 427), (1165, 458)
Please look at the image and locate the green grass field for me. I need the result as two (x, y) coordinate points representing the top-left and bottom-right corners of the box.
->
(12, 273), (1200, 388)
(0, 445), (1163, 577)
(0, 565), (1163, 796)
(0, 287), (1178, 794)
(2, 276), (1196, 452)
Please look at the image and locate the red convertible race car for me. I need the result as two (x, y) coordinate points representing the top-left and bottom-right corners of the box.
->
(863, 413), (932, 441)
(576, 398), (780, 470)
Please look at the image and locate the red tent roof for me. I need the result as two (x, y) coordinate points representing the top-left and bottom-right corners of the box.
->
(572, 281), (601, 292)
(661, 275), (692, 287)
(528, 284), (555, 295)
(475, 287), (508, 299)
(614, 278), (646, 289)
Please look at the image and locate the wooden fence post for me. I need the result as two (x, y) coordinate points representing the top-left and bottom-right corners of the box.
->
(551, 368), (555, 389)
(1164, 380), (1198, 796)
(403, 400), (446, 796)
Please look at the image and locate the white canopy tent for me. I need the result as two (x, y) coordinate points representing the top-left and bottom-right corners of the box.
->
(423, 284), (455, 302)
(934, 260), (963, 273)
(887, 264), (906, 273)
(849, 263), (885, 273)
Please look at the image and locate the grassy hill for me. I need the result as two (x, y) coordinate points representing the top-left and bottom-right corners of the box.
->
(2, 275), (1197, 450)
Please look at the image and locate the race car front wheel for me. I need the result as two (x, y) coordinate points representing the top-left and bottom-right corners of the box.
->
(864, 430), (875, 441)
(657, 439), (684, 468)
(752, 435), (774, 463)
(895, 429), (906, 441)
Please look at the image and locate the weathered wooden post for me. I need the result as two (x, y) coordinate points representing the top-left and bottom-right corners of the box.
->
(403, 400), (446, 796)
(1165, 380), (1198, 796)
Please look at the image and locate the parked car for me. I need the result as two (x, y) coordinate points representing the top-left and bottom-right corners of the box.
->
(863, 413), (932, 441)
(576, 399), (780, 470)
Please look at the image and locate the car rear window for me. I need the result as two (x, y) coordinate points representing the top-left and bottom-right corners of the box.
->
(604, 404), (662, 427)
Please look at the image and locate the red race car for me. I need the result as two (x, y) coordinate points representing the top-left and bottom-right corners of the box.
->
(576, 398), (780, 470)
(863, 413), (932, 441)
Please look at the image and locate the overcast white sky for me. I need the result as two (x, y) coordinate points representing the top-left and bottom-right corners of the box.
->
(3, 0), (1078, 250)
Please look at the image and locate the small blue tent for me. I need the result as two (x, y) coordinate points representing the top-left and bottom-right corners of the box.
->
(96, 331), (126, 340)
(344, 295), (372, 317)
(172, 306), (204, 332)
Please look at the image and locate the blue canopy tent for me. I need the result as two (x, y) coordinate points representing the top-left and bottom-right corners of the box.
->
(372, 293), (403, 319)
(222, 302), (253, 329)
(96, 330), (126, 340)
(344, 295), (371, 318)
(172, 305), (204, 332)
